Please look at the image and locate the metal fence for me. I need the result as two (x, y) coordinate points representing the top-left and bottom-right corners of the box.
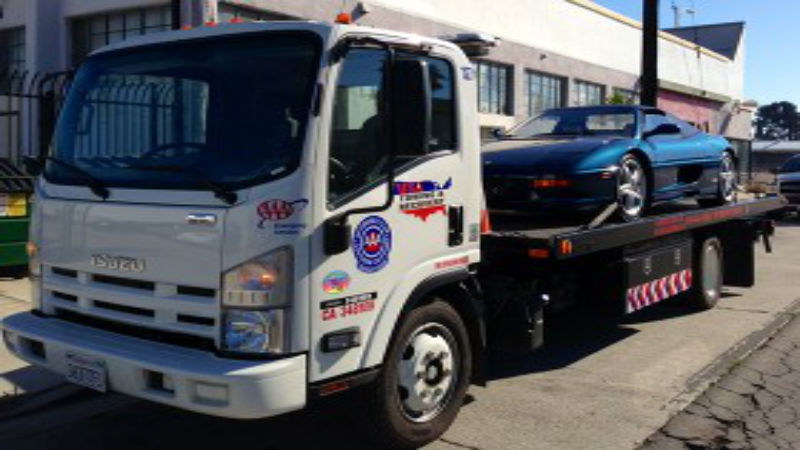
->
(0, 70), (72, 191)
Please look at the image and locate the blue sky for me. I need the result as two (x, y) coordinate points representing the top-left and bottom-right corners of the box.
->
(593, 0), (798, 107)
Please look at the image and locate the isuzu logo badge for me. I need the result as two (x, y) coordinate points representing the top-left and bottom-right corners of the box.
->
(90, 254), (146, 273)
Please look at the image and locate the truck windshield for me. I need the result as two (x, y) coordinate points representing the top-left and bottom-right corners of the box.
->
(507, 107), (637, 139)
(48, 32), (321, 191)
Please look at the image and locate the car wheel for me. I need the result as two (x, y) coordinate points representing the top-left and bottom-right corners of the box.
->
(699, 152), (737, 208)
(365, 299), (471, 449)
(617, 153), (648, 222)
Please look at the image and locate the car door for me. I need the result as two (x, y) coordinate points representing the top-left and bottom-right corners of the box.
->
(308, 47), (474, 382)
(644, 112), (701, 195)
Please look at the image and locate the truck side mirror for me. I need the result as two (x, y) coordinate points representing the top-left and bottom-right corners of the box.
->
(390, 58), (432, 159)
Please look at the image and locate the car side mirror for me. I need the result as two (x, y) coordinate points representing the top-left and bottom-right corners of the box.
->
(491, 127), (505, 139)
(644, 123), (681, 139)
(22, 156), (43, 176)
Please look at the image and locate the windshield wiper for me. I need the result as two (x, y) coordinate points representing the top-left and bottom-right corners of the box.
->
(121, 163), (237, 205)
(46, 157), (110, 200)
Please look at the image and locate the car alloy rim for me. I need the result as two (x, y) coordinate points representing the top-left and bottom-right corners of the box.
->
(618, 157), (646, 218)
(396, 322), (458, 423)
(720, 155), (736, 201)
(702, 242), (721, 299)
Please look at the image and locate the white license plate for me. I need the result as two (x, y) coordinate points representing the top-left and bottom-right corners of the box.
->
(66, 353), (107, 393)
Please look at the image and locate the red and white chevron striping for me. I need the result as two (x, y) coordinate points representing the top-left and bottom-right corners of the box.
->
(625, 269), (693, 313)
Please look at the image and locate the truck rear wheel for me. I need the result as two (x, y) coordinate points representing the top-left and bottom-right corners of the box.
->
(366, 299), (471, 449)
(685, 237), (723, 310)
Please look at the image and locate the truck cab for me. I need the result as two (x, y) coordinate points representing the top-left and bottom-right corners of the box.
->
(3, 21), (483, 447)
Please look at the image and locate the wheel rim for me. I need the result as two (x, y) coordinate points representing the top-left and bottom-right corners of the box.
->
(618, 157), (646, 218)
(396, 322), (458, 423)
(720, 155), (737, 202)
(702, 242), (721, 299)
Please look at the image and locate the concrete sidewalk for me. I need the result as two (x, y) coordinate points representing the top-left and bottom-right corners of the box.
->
(0, 278), (64, 403)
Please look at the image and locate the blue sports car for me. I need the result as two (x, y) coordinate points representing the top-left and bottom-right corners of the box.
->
(482, 105), (738, 221)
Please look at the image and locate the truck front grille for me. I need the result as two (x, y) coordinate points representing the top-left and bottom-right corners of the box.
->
(53, 308), (216, 353)
(42, 266), (219, 343)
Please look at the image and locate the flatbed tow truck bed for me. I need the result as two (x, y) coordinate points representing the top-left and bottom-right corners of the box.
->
(483, 196), (784, 261)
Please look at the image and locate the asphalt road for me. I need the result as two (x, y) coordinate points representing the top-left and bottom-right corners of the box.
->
(1, 223), (799, 450)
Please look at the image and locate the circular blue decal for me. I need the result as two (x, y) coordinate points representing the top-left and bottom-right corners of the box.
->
(352, 216), (392, 274)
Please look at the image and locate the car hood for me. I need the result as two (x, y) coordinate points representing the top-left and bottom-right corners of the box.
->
(482, 136), (621, 175)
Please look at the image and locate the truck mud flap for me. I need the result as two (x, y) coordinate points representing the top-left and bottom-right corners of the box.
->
(718, 220), (757, 288)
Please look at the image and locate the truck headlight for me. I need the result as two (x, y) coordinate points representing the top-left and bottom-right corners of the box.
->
(221, 247), (292, 355)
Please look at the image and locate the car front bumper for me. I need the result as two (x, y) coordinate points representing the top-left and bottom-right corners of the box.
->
(2, 312), (306, 419)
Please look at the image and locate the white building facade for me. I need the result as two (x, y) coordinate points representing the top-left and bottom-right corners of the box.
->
(0, 0), (754, 157)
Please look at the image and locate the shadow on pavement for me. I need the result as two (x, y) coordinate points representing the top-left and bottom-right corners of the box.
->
(0, 298), (706, 450)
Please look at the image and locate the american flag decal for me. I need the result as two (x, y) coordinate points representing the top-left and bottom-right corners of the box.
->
(625, 269), (693, 314)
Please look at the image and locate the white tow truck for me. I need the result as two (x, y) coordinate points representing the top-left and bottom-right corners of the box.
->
(1, 20), (782, 448)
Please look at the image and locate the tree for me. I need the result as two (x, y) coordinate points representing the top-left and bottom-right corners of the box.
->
(754, 101), (800, 140)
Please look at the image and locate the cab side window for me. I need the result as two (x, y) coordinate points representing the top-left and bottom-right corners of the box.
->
(329, 49), (389, 204)
(328, 50), (457, 205)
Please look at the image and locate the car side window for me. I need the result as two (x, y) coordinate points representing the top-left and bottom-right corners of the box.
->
(643, 112), (669, 134)
(668, 114), (701, 137)
(328, 49), (457, 205)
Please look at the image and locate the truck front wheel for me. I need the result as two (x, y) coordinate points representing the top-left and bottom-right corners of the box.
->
(367, 299), (472, 449)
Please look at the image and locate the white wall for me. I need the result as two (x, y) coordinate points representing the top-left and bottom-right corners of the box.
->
(370, 0), (744, 100)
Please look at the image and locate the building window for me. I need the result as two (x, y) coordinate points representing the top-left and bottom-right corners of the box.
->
(218, 3), (294, 22)
(475, 61), (512, 116)
(524, 70), (565, 117)
(72, 6), (172, 65)
(0, 28), (25, 74)
(612, 87), (639, 105)
(573, 80), (605, 106)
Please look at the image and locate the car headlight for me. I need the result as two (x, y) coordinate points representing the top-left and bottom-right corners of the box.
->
(221, 247), (292, 355)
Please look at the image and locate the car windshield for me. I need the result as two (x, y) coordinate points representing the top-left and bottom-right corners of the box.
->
(48, 32), (321, 191)
(507, 108), (637, 139)
(780, 157), (800, 173)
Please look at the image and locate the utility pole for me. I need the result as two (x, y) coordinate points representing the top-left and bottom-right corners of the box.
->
(641, 0), (659, 106)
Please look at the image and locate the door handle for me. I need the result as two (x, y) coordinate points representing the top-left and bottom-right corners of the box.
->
(448, 205), (464, 247)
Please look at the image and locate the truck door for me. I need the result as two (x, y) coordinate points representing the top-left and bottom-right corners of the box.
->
(309, 46), (475, 382)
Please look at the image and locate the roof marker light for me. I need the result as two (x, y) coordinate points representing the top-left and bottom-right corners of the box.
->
(335, 12), (353, 24)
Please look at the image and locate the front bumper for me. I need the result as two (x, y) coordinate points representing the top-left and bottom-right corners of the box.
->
(2, 312), (306, 419)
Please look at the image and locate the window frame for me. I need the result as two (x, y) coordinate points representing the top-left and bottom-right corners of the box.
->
(326, 45), (460, 210)
(474, 60), (513, 116)
(71, 6), (173, 66)
(0, 27), (26, 74)
(573, 79), (606, 107)
(524, 69), (566, 118)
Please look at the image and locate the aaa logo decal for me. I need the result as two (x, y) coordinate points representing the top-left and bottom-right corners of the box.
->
(323, 270), (351, 295)
(352, 216), (392, 274)
(257, 199), (309, 234)
(394, 178), (452, 221)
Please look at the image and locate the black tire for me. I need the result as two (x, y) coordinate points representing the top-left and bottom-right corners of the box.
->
(698, 152), (737, 208)
(365, 299), (472, 449)
(616, 153), (649, 222)
(684, 237), (723, 310)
